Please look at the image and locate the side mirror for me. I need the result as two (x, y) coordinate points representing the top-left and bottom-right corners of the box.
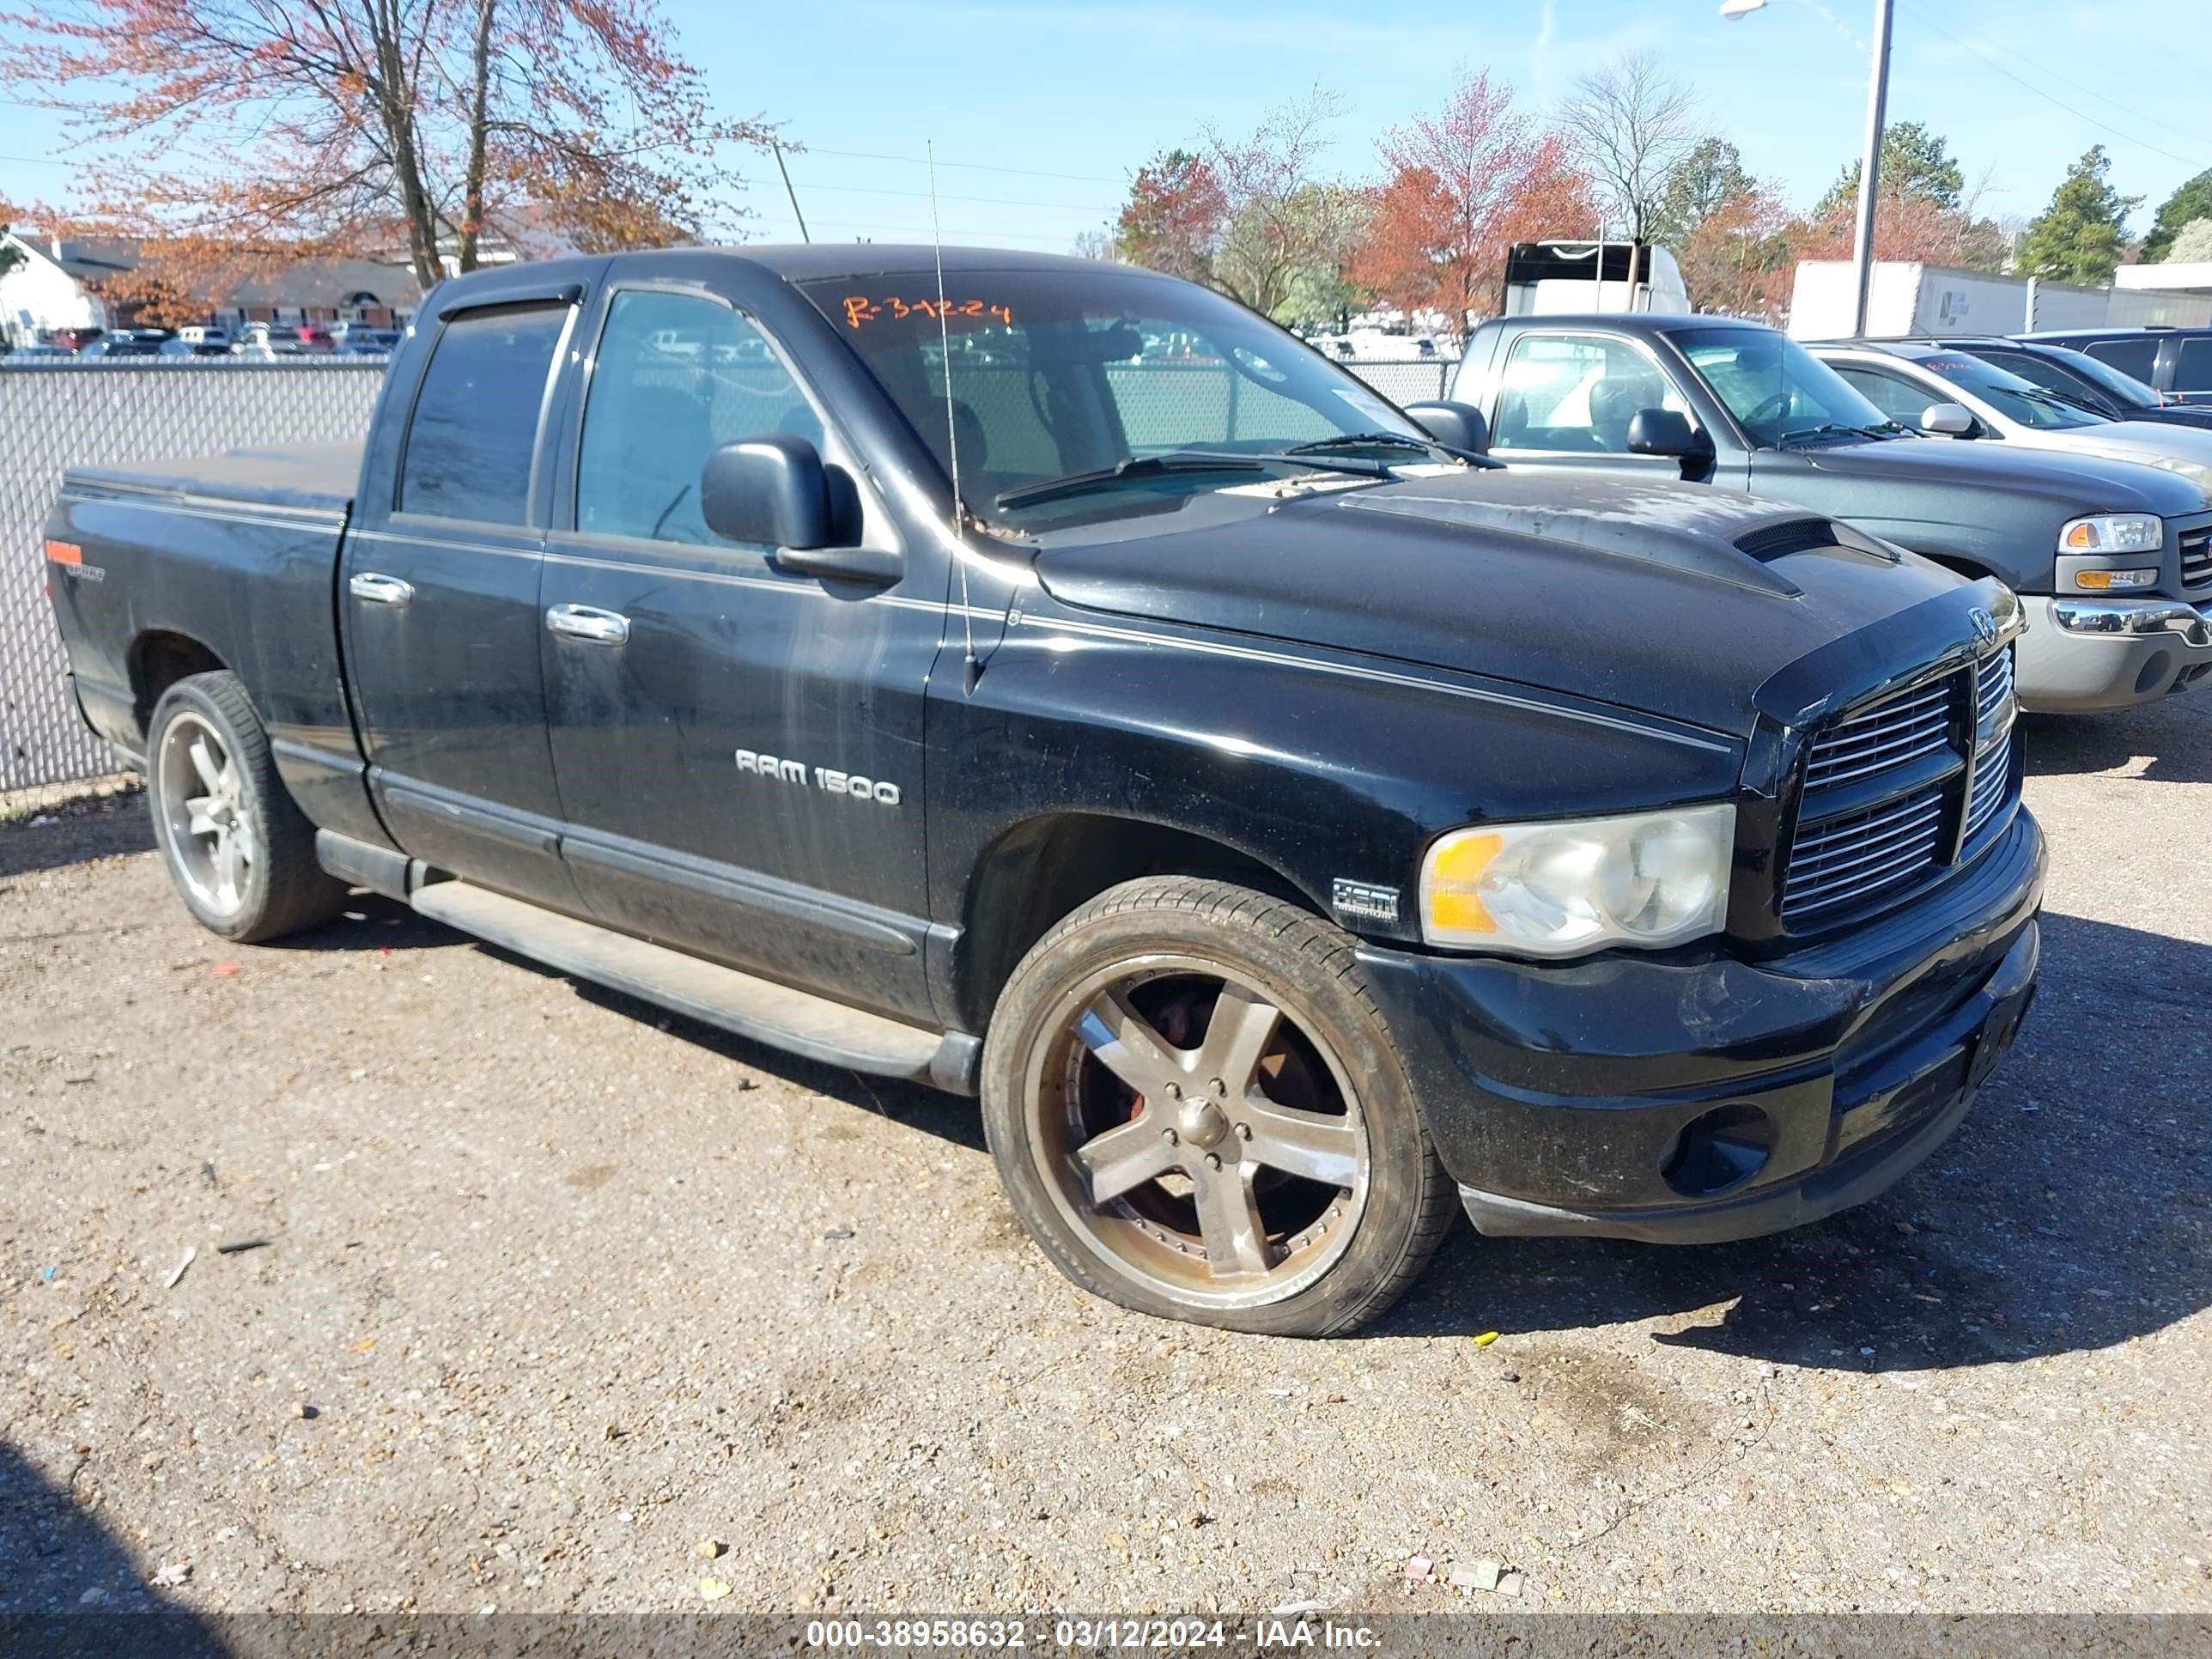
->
(700, 433), (901, 583)
(702, 433), (832, 549)
(1401, 400), (1489, 453)
(1922, 402), (1976, 436)
(1626, 407), (1712, 459)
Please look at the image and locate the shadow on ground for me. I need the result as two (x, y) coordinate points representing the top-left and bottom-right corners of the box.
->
(0, 1441), (228, 1656)
(0, 793), (154, 879)
(2022, 695), (2212, 783)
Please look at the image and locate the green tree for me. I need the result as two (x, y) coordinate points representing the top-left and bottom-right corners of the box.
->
(2166, 217), (2212, 264)
(2142, 168), (2212, 262)
(1652, 136), (1753, 246)
(2017, 146), (2141, 284)
(1815, 120), (1966, 217)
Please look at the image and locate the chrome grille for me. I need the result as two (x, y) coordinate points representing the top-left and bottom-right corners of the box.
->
(1976, 646), (2015, 729)
(1802, 678), (1954, 793)
(1781, 787), (1948, 921)
(2182, 527), (2212, 592)
(1965, 726), (2014, 842)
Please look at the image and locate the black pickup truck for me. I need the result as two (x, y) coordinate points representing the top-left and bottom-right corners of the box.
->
(45, 247), (2042, 1335)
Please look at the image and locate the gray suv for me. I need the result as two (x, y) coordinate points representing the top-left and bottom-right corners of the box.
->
(1445, 315), (2212, 713)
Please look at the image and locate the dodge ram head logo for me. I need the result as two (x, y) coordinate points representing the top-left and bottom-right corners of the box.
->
(1967, 606), (1998, 648)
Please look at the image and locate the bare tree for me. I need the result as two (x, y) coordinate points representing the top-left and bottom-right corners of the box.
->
(1204, 88), (1364, 319)
(1557, 52), (1700, 245)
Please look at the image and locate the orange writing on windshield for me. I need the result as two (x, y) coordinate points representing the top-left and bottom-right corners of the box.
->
(842, 295), (1014, 330)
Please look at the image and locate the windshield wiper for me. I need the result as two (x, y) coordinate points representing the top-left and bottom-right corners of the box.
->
(1778, 422), (1881, 447)
(1288, 431), (1501, 468)
(993, 448), (1397, 511)
(994, 453), (1267, 510)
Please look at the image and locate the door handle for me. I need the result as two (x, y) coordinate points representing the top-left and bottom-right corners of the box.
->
(545, 603), (630, 646)
(349, 572), (414, 606)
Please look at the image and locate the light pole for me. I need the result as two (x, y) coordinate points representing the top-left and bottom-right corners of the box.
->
(1723, 0), (1894, 337)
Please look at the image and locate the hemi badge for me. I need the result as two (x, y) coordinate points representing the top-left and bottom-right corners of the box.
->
(44, 539), (82, 565)
(1331, 878), (1401, 927)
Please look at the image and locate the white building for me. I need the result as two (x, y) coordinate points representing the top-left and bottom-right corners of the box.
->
(0, 233), (125, 345)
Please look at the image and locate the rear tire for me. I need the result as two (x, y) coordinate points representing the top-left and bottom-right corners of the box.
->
(980, 877), (1456, 1336)
(145, 671), (345, 943)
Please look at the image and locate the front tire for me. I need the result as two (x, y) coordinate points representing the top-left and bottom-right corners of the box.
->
(146, 671), (344, 943)
(981, 878), (1455, 1336)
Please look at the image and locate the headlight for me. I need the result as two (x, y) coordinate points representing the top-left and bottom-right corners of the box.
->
(1419, 803), (1736, 958)
(2060, 514), (2160, 553)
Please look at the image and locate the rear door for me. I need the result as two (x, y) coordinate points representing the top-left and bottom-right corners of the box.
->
(536, 275), (944, 1024)
(341, 288), (584, 909)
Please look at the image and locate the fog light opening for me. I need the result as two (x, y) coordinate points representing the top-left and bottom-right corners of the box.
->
(1660, 1104), (1775, 1198)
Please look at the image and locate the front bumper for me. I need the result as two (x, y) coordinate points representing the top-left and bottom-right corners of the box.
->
(2015, 593), (2212, 711)
(1360, 811), (2045, 1243)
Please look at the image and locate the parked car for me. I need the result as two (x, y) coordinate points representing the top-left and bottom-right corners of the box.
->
(46, 247), (2043, 1334)
(157, 336), (232, 358)
(48, 326), (106, 353)
(1449, 313), (2212, 712)
(2021, 325), (2212, 406)
(1927, 337), (2212, 432)
(177, 325), (233, 350)
(84, 330), (168, 358)
(1808, 339), (2212, 493)
(342, 328), (402, 356)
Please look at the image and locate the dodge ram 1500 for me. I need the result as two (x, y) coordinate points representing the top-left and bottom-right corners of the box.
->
(45, 247), (2042, 1334)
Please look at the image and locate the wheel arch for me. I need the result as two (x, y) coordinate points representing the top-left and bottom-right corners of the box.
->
(954, 811), (1324, 1035)
(127, 629), (228, 741)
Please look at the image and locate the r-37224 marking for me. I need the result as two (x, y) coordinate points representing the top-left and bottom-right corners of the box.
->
(733, 748), (902, 805)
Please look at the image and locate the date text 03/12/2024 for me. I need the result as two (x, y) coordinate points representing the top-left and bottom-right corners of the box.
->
(800, 1617), (1385, 1650)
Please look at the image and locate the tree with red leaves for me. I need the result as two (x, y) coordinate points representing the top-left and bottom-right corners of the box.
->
(1, 0), (777, 309)
(1115, 149), (1228, 286)
(1352, 71), (1590, 333)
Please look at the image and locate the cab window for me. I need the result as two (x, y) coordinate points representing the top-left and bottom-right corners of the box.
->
(576, 290), (823, 545)
(1491, 334), (1689, 453)
(2086, 337), (2159, 383)
(399, 304), (568, 525)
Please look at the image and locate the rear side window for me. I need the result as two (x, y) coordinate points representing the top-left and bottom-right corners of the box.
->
(400, 304), (568, 525)
(2085, 337), (2159, 383)
(2175, 337), (2212, 394)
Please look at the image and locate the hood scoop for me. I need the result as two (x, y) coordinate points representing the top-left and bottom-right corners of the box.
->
(1338, 481), (1812, 598)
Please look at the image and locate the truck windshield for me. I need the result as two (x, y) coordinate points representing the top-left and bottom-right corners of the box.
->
(1675, 325), (1892, 447)
(797, 267), (1437, 521)
(1917, 354), (2106, 429)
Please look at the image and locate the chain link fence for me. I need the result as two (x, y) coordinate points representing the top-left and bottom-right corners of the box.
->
(1, 359), (388, 793)
(1, 352), (1454, 795)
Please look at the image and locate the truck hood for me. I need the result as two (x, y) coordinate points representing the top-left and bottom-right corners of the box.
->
(1757, 431), (2209, 519)
(1028, 469), (1976, 738)
(2021, 423), (2212, 505)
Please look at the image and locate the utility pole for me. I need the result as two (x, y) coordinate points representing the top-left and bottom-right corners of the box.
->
(773, 142), (810, 244)
(1848, 0), (1896, 337)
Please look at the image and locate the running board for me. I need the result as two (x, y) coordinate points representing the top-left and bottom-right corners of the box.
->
(410, 880), (975, 1091)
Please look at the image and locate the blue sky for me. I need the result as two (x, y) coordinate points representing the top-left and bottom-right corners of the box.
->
(5, 0), (2209, 252)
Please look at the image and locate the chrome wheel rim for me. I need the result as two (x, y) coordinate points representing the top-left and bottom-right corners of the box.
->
(1026, 953), (1370, 1311)
(155, 712), (254, 918)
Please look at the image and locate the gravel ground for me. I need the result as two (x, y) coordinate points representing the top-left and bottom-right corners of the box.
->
(1, 699), (2207, 1626)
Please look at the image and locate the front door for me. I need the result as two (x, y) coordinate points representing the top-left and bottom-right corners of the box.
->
(341, 297), (581, 910)
(538, 283), (945, 1024)
(1482, 331), (1718, 486)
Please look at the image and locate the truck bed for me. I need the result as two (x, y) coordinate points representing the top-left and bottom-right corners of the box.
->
(64, 440), (362, 517)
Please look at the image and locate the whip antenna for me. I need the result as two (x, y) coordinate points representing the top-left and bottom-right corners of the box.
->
(928, 140), (980, 692)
